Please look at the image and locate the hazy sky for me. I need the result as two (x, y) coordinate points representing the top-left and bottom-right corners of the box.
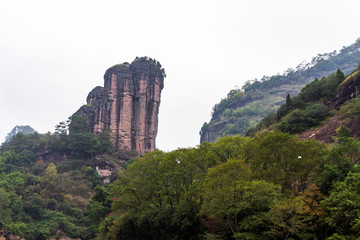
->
(1, 0), (360, 151)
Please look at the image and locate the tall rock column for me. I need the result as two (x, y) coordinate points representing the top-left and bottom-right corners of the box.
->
(130, 60), (164, 153)
(75, 57), (165, 156)
(104, 66), (134, 151)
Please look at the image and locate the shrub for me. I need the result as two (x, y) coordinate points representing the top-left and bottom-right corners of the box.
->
(278, 103), (328, 134)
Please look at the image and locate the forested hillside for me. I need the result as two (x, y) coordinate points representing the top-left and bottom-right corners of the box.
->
(200, 38), (360, 142)
(0, 115), (114, 239)
(96, 132), (360, 240)
(248, 66), (360, 142)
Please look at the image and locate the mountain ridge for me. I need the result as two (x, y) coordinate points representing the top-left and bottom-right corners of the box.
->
(200, 38), (360, 142)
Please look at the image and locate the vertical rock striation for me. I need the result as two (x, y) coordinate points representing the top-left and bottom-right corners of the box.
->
(75, 57), (165, 155)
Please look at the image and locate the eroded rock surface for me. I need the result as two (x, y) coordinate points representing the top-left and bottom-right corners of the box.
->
(75, 57), (165, 155)
(334, 69), (360, 108)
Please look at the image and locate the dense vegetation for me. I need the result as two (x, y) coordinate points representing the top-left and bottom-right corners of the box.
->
(201, 38), (360, 142)
(96, 132), (360, 240)
(3, 123), (360, 239)
(0, 115), (113, 239)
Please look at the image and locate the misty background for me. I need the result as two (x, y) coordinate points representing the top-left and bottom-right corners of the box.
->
(1, 0), (360, 151)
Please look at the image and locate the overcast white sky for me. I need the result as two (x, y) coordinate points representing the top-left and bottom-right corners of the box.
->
(1, 0), (360, 151)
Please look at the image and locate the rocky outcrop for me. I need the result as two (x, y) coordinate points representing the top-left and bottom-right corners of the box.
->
(334, 69), (360, 108)
(75, 57), (165, 155)
(300, 68), (360, 143)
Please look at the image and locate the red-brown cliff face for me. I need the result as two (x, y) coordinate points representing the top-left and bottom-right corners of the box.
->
(75, 57), (165, 155)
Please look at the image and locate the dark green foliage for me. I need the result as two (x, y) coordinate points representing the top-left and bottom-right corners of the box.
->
(321, 169), (360, 238)
(24, 194), (46, 220)
(85, 185), (112, 238)
(278, 70), (344, 120)
(0, 165), (91, 239)
(336, 68), (345, 83)
(68, 115), (113, 156)
(337, 125), (351, 144)
(99, 132), (360, 240)
(315, 134), (360, 195)
(316, 159), (353, 196)
(69, 132), (113, 156)
(199, 122), (209, 136)
(1, 132), (44, 154)
(246, 69), (348, 136)
(69, 132), (97, 154)
(278, 103), (329, 134)
(68, 114), (90, 135)
(3, 122), (360, 239)
(259, 111), (278, 129)
(286, 93), (291, 107)
(0, 118), (113, 239)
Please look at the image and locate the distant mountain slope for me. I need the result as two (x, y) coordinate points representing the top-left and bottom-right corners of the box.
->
(5, 125), (35, 142)
(200, 38), (360, 142)
(248, 66), (360, 144)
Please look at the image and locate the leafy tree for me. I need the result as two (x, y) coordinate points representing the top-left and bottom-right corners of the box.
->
(67, 115), (112, 157)
(107, 149), (206, 240)
(315, 155), (354, 196)
(277, 109), (307, 133)
(208, 135), (253, 163)
(337, 125), (350, 143)
(297, 184), (327, 239)
(0, 188), (10, 228)
(55, 119), (71, 135)
(200, 159), (252, 237)
(68, 114), (90, 135)
(201, 158), (280, 239)
(321, 170), (360, 238)
(303, 103), (328, 126)
(45, 163), (57, 180)
(250, 131), (324, 193)
(4, 222), (28, 238)
(18, 149), (37, 166)
(85, 186), (111, 238)
(24, 194), (45, 220)
(267, 197), (309, 240)
(336, 69), (345, 84)
(286, 93), (291, 108)
(278, 103), (328, 134)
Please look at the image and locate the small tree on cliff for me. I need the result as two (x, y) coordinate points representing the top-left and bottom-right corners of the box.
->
(286, 93), (292, 108)
(68, 115), (112, 157)
(69, 114), (90, 135)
